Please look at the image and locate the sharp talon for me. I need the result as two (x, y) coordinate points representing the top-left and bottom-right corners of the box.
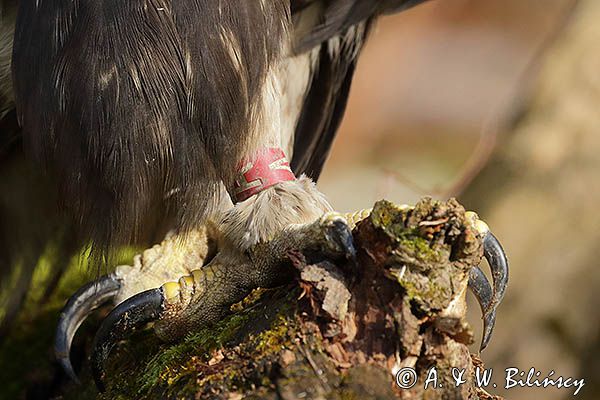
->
(468, 230), (509, 351)
(340, 226), (358, 263)
(468, 267), (492, 313)
(90, 288), (165, 392)
(325, 217), (357, 262)
(483, 232), (509, 311)
(55, 274), (121, 383)
(468, 266), (495, 351)
(328, 219), (359, 283)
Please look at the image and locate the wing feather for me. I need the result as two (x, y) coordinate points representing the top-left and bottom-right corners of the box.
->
(291, 23), (370, 179)
(290, 0), (429, 180)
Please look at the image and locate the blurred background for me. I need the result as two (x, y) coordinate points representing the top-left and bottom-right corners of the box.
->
(320, 0), (598, 399)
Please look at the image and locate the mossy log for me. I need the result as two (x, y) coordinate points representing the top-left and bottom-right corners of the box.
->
(34, 198), (497, 400)
(0, 198), (498, 399)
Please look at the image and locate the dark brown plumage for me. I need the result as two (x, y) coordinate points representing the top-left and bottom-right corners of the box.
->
(0, 0), (428, 336)
(12, 1), (289, 250)
(5, 0), (427, 251)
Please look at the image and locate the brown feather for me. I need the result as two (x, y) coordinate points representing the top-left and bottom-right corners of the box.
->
(12, 0), (289, 256)
(290, 0), (429, 180)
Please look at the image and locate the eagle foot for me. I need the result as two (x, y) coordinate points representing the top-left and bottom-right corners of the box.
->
(54, 202), (507, 392)
(55, 212), (357, 391)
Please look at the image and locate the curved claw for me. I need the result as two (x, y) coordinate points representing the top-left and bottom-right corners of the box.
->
(483, 232), (509, 311)
(91, 288), (165, 392)
(55, 274), (121, 383)
(468, 230), (509, 351)
(468, 266), (495, 351)
(327, 218), (357, 262)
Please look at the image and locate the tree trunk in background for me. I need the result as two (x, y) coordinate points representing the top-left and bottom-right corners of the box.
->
(460, 1), (599, 399)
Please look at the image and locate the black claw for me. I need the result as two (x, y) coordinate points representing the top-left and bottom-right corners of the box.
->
(483, 232), (509, 310)
(328, 219), (358, 262)
(324, 219), (359, 283)
(91, 288), (165, 392)
(55, 274), (121, 383)
(468, 266), (495, 351)
(468, 231), (509, 351)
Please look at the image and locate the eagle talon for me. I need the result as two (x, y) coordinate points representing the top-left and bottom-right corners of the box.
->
(90, 288), (165, 392)
(54, 274), (122, 383)
(468, 266), (496, 351)
(319, 214), (359, 282)
(320, 213), (357, 263)
(465, 212), (509, 351)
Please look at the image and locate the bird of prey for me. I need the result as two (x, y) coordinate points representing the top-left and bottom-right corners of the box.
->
(0, 0), (508, 390)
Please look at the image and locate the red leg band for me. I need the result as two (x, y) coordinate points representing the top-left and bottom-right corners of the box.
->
(233, 147), (296, 203)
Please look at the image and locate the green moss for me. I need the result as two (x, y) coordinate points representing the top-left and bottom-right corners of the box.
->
(398, 237), (441, 263)
(368, 199), (465, 315)
(370, 200), (443, 263)
(394, 272), (450, 309)
(230, 287), (268, 312)
(134, 312), (251, 395)
(255, 315), (292, 354)
(370, 199), (413, 240)
(93, 287), (298, 399)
